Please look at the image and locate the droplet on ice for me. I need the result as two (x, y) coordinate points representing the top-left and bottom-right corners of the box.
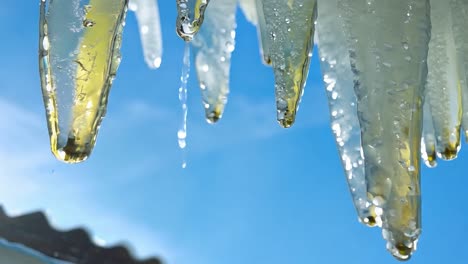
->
(176, 0), (211, 41)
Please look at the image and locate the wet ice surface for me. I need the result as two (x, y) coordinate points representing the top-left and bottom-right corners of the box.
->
(129, 0), (163, 69)
(261, 0), (317, 128)
(425, 0), (462, 161)
(39, 0), (128, 163)
(338, 0), (430, 260)
(316, 0), (372, 226)
(176, 0), (211, 41)
(192, 0), (237, 123)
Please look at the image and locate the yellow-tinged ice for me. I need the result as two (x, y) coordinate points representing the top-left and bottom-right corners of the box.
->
(262, 0), (317, 128)
(339, 0), (430, 260)
(39, 0), (128, 163)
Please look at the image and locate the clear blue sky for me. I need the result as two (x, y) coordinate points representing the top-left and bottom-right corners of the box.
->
(0, 1), (467, 264)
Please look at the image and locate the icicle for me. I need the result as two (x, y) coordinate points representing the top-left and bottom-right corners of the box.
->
(129, 0), (163, 69)
(176, 0), (211, 41)
(239, 0), (258, 25)
(450, 0), (468, 140)
(39, 0), (128, 163)
(316, 0), (373, 226)
(178, 44), (191, 169)
(262, 0), (317, 128)
(425, 0), (462, 160)
(339, 0), (430, 260)
(421, 102), (437, 168)
(254, 0), (271, 65)
(192, 0), (237, 123)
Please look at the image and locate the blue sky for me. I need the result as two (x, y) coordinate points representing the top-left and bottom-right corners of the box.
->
(0, 1), (467, 264)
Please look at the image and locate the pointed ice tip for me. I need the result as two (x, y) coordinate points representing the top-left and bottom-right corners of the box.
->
(360, 215), (379, 228)
(53, 148), (90, 164)
(177, 28), (195, 42)
(424, 151), (438, 168)
(263, 55), (272, 66)
(205, 110), (222, 124)
(52, 138), (92, 163)
(148, 57), (162, 69)
(277, 117), (295, 128)
(424, 159), (437, 168)
(437, 145), (460, 161)
(388, 243), (414, 261)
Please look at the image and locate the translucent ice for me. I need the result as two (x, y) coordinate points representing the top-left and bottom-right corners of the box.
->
(254, 0), (271, 65)
(262, 0), (317, 128)
(450, 0), (468, 139)
(425, 0), (462, 160)
(239, 0), (258, 25)
(129, 0), (163, 69)
(316, 0), (373, 226)
(176, 0), (211, 41)
(192, 0), (237, 123)
(421, 102), (437, 168)
(39, 0), (128, 163)
(339, 0), (430, 260)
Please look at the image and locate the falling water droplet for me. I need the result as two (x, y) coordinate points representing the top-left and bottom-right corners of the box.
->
(178, 44), (191, 169)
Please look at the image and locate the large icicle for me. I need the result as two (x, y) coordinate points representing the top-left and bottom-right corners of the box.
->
(129, 0), (163, 69)
(425, 0), (462, 160)
(339, 0), (430, 260)
(39, 0), (128, 163)
(262, 0), (317, 128)
(316, 0), (373, 226)
(450, 0), (468, 140)
(176, 0), (211, 41)
(192, 0), (237, 123)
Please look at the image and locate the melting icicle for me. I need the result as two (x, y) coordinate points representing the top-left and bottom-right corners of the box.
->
(192, 0), (237, 123)
(39, 0), (128, 163)
(178, 44), (191, 169)
(450, 0), (468, 140)
(316, 0), (373, 226)
(421, 102), (438, 168)
(176, 0), (211, 41)
(129, 0), (163, 69)
(425, 0), (462, 160)
(339, 0), (430, 260)
(262, 0), (317, 128)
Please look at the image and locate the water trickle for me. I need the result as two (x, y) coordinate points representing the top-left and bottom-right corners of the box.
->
(178, 44), (191, 169)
